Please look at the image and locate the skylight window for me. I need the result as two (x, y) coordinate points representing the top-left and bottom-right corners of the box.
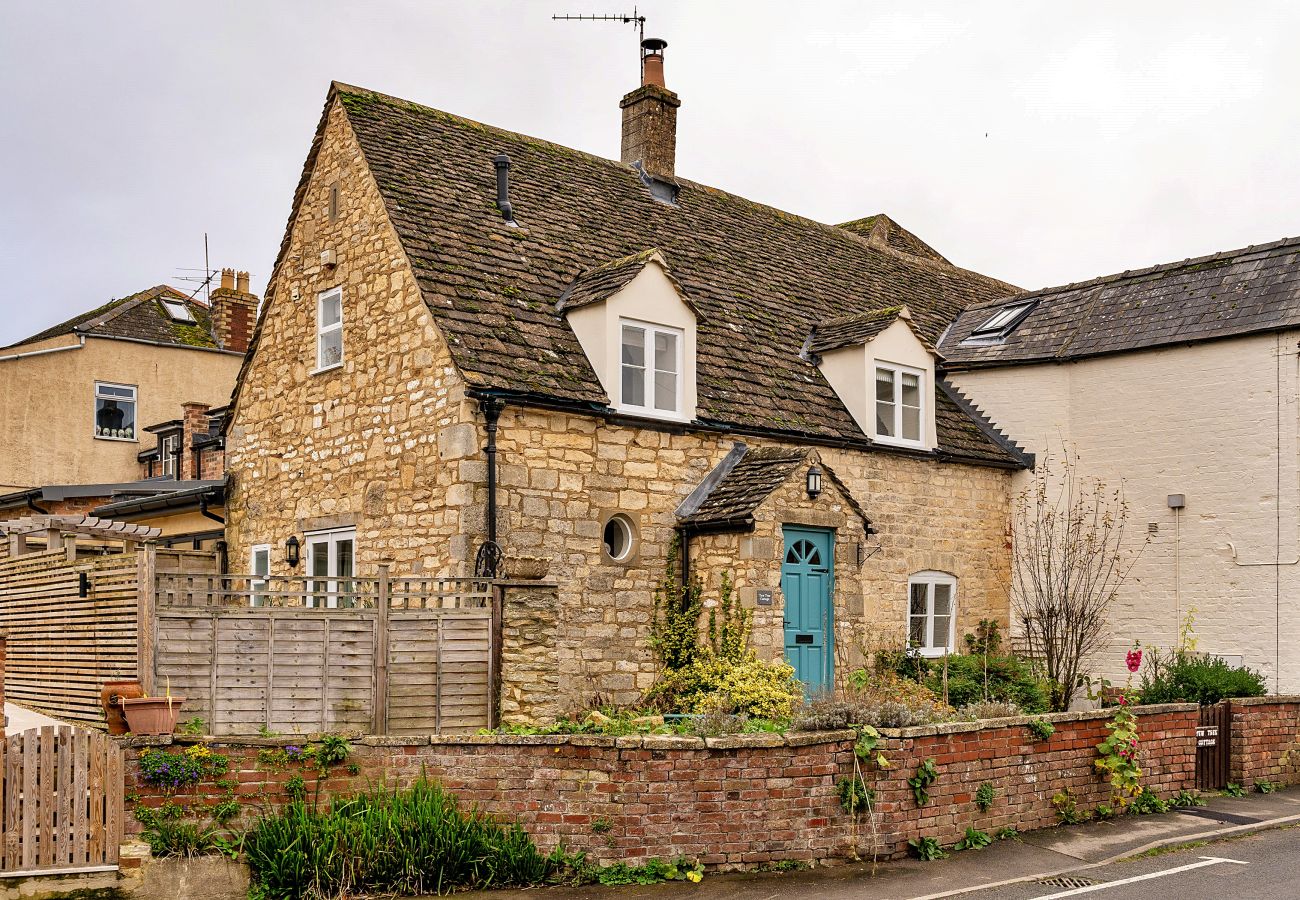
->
(160, 299), (196, 323)
(969, 301), (1034, 338)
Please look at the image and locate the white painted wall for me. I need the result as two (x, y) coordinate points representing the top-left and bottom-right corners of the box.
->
(949, 330), (1300, 691)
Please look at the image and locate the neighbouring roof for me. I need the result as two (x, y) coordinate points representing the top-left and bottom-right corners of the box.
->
(92, 480), (226, 518)
(940, 236), (1300, 368)
(805, 305), (940, 358)
(677, 446), (868, 530)
(0, 479), (224, 512)
(255, 83), (1027, 467)
(5, 285), (223, 352)
(836, 214), (951, 265)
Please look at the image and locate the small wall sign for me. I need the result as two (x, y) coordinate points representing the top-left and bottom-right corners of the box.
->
(756, 589), (774, 607)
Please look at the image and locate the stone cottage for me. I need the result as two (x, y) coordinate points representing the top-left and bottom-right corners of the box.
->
(225, 45), (1031, 718)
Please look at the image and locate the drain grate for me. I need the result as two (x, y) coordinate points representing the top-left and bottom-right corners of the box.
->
(1038, 875), (1097, 889)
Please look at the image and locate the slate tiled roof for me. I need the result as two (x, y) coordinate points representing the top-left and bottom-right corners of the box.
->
(558, 249), (659, 312)
(805, 305), (942, 358)
(6, 285), (220, 351)
(836, 214), (951, 265)
(940, 237), (1300, 368)
(260, 83), (1026, 467)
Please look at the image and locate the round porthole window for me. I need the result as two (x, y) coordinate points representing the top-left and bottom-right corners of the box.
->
(603, 515), (635, 562)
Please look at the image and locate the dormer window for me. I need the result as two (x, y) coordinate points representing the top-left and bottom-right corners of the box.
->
(159, 432), (181, 477)
(620, 321), (681, 414)
(968, 300), (1034, 340)
(875, 363), (924, 447)
(160, 298), (196, 323)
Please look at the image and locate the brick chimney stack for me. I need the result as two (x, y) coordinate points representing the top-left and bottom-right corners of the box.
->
(209, 267), (258, 354)
(620, 38), (681, 178)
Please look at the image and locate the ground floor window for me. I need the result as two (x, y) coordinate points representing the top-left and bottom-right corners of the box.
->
(908, 571), (956, 656)
(250, 544), (271, 607)
(306, 527), (355, 608)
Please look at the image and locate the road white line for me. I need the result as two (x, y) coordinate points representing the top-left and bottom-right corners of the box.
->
(1035, 856), (1249, 898)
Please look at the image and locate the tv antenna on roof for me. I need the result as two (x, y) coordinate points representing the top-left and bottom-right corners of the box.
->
(552, 7), (651, 78)
(173, 232), (217, 303)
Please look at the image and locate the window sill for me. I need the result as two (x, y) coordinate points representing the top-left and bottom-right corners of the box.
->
(310, 362), (344, 376)
(613, 405), (693, 424)
(915, 647), (955, 658)
(873, 435), (927, 451)
(94, 435), (139, 443)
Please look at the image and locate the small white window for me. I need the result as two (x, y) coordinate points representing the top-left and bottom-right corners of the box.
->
(316, 287), (344, 371)
(306, 527), (355, 608)
(908, 572), (956, 656)
(602, 515), (636, 562)
(160, 298), (196, 323)
(250, 544), (271, 607)
(875, 363), (923, 447)
(94, 382), (137, 441)
(619, 321), (682, 416)
(159, 433), (180, 478)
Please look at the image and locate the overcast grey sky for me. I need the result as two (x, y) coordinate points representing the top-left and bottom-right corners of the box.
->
(2, 1), (1298, 346)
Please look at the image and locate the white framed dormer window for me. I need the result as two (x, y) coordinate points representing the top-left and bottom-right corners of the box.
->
(159, 432), (180, 477)
(908, 572), (956, 656)
(250, 544), (271, 607)
(93, 382), (137, 441)
(619, 320), (683, 417)
(315, 287), (344, 372)
(874, 363), (924, 448)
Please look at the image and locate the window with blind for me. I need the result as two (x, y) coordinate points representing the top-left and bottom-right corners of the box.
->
(874, 363), (924, 448)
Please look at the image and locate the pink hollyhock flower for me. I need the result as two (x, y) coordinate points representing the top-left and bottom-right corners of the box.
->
(1126, 647), (1143, 673)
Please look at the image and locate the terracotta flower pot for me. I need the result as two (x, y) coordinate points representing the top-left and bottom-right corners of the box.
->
(120, 697), (186, 736)
(101, 680), (144, 735)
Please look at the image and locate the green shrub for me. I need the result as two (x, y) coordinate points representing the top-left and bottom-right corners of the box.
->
(954, 827), (992, 851)
(646, 652), (801, 720)
(1027, 718), (1056, 741)
(837, 776), (873, 815)
(907, 836), (947, 861)
(1130, 789), (1168, 815)
(135, 801), (237, 858)
(1139, 653), (1267, 705)
(244, 779), (563, 898)
(885, 642), (1050, 713)
(975, 782), (995, 812)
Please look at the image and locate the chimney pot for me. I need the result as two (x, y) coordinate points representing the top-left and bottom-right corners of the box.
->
(641, 38), (667, 87)
(236, 271), (250, 294)
(220, 268), (235, 291)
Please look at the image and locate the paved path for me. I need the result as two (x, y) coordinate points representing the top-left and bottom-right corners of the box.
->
(478, 788), (1300, 900)
(3, 702), (65, 733)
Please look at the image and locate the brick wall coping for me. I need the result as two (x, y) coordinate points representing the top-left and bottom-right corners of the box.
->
(876, 702), (1199, 739)
(1226, 695), (1300, 707)
(117, 729), (859, 752)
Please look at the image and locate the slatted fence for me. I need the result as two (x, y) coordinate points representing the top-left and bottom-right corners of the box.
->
(0, 726), (122, 876)
(0, 551), (141, 725)
(151, 570), (493, 735)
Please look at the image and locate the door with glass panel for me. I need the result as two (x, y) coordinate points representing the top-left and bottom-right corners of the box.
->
(305, 528), (356, 608)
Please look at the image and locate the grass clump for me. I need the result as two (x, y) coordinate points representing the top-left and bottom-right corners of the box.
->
(244, 778), (563, 898)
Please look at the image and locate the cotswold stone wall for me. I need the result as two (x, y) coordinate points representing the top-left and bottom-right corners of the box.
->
(1230, 696), (1300, 787)
(121, 704), (1201, 868)
(225, 96), (473, 576)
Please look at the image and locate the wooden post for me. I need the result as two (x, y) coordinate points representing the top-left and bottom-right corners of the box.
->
(372, 564), (390, 735)
(136, 544), (157, 696)
(62, 532), (77, 563)
(489, 584), (505, 729)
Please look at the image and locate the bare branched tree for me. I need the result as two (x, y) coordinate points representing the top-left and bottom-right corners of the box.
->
(1012, 451), (1146, 711)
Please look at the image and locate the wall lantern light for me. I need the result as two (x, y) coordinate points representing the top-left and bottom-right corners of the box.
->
(806, 465), (823, 499)
(285, 535), (301, 568)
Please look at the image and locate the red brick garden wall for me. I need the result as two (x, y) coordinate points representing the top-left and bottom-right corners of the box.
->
(1229, 696), (1300, 788)
(121, 703), (1201, 868)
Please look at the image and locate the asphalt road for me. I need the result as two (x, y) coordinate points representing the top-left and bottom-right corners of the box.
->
(964, 824), (1300, 900)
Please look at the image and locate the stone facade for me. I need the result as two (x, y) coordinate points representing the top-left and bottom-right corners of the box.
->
(227, 94), (1016, 721)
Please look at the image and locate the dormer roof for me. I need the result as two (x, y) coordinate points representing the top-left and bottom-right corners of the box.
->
(806, 305), (942, 359)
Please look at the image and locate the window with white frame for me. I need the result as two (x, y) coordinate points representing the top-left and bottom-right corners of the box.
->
(94, 382), (137, 440)
(874, 363), (923, 446)
(159, 432), (180, 477)
(619, 320), (682, 415)
(316, 287), (344, 370)
(306, 527), (355, 608)
(250, 544), (271, 607)
(908, 572), (956, 656)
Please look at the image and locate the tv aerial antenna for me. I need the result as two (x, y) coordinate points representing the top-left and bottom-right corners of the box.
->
(552, 7), (651, 79)
(173, 232), (218, 303)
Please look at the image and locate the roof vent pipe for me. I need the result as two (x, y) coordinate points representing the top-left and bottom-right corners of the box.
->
(493, 154), (517, 226)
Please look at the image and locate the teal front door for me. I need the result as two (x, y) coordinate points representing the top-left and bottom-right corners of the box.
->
(781, 526), (834, 694)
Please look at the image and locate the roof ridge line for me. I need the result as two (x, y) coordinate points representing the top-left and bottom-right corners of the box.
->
(78, 285), (179, 334)
(964, 234), (1300, 312)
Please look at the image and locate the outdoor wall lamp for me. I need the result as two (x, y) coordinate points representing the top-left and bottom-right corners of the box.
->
(806, 465), (823, 499)
(285, 535), (301, 568)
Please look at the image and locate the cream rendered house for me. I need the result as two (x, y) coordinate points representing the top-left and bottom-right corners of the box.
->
(941, 237), (1300, 691)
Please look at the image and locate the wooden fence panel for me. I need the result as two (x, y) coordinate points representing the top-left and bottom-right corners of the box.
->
(0, 726), (121, 876)
(0, 551), (140, 725)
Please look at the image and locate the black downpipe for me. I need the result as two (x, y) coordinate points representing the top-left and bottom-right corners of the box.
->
(199, 494), (225, 524)
(26, 494), (48, 515)
(481, 398), (505, 546)
(677, 526), (691, 586)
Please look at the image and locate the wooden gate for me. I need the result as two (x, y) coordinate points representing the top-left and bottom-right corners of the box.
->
(1195, 701), (1232, 791)
(0, 726), (123, 876)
